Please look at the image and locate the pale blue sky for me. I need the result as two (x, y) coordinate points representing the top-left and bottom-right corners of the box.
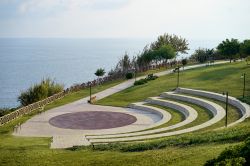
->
(0, 0), (250, 40)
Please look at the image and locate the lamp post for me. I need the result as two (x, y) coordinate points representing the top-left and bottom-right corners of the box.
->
(134, 67), (137, 82)
(176, 65), (180, 88)
(223, 91), (229, 127)
(89, 84), (92, 103)
(241, 73), (246, 98)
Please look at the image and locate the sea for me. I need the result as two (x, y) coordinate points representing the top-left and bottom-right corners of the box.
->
(0, 38), (220, 108)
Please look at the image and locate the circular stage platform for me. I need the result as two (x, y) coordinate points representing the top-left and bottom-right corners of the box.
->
(49, 111), (137, 130)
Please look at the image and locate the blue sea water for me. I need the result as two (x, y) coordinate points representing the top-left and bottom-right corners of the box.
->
(0, 38), (220, 108)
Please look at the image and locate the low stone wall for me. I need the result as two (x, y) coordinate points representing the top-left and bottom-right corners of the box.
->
(0, 92), (65, 126)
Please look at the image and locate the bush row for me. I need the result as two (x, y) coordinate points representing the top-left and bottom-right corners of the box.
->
(134, 74), (158, 86)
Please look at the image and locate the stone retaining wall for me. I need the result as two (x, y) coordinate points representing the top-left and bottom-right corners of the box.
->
(0, 92), (65, 126)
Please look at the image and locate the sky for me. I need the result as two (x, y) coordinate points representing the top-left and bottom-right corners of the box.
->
(0, 0), (250, 40)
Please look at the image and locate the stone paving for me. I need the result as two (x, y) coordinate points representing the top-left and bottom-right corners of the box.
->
(13, 104), (162, 137)
(49, 111), (137, 130)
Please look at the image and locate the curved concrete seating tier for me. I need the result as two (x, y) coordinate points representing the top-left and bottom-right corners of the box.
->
(121, 102), (173, 132)
(86, 102), (172, 137)
(88, 92), (226, 143)
(86, 98), (197, 139)
(175, 87), (250, 127)
(129, 102), (172, 122)
(160, 92), (225, 117)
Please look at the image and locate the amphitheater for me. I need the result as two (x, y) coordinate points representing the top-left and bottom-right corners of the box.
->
(13, 86), (250, 149)
(9, 61), (249, 149)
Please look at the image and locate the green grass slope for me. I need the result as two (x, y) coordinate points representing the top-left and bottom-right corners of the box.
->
(96, 62), (250, 106)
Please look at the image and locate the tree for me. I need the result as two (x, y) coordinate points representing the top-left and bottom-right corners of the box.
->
(156, 44), (176, 60)
(131, 56), (137, 70)
(154, 44), (175, 66)
(190, 48), (209, 63)
(240, 40), (250, 58)
(181, 58), (188, 69)
(136, 46), (154, 70)
(136, 44), (176, 70)
(217, 38), (240, 62)
(205, 48), (216, 65)
(150, 33), (189, 55)
(246, 56), (250, 65)
(95, 68), (105, 78)
(117, 53), (131, 74)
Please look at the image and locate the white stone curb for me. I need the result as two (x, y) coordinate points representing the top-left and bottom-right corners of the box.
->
(86, 98), (197, 139)
(175, 87), (250, 127)
(88, 93), (225, 143)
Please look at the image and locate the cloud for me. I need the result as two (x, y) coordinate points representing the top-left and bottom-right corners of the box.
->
(0, 0), (249, 39)
(17, 0), (130, 14)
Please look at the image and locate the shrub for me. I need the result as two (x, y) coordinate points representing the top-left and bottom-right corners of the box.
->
(146, 74), (158, 81)
(95, 68), (105, 78)
(134, 74), (158, 86)
(125, 72), (133, 79)
(0, 108), (16, 117)
(18, 78), (64, 106)
(134, 79), (148, 86)
(182, 59), (188, 68)
(205, 137), (250, 166)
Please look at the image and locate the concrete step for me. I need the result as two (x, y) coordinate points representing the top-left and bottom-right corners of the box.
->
(51, 135), (90, 149)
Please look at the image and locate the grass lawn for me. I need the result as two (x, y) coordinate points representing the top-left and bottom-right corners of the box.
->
(96, 61), (250, 106)
(0, 61), (250, 166)
(0, 136), (238, 166)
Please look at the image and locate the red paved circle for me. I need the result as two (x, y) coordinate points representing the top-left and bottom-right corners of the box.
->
(49, 111), (137, 130)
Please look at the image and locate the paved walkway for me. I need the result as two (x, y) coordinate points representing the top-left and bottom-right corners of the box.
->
(13, 61), (228, 148)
